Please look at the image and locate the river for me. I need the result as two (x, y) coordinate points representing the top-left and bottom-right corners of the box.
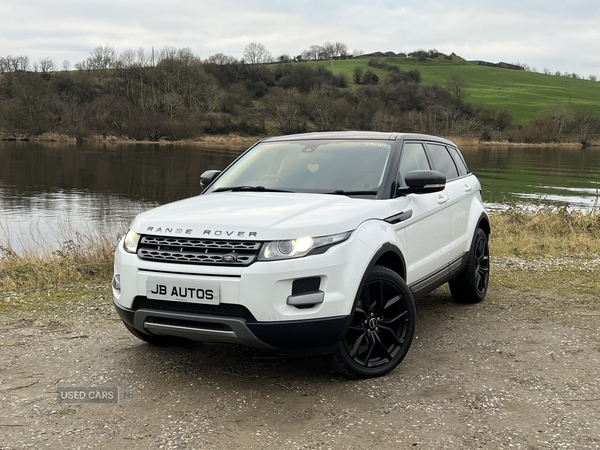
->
(1, 140), (599, 253)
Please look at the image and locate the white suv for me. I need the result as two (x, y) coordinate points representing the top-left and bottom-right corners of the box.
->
(112, 132), (490, 378)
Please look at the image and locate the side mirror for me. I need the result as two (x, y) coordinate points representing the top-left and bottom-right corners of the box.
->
(400, 170), (446, 194)
(200, 170), (221, 189)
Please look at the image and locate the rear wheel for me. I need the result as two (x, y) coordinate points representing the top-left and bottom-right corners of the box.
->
(333, 266), (416, 378)
(123, 322), (189, 346)
(449, 228), (490, 303)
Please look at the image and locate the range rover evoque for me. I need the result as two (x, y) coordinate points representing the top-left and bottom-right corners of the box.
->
(112, 131), (490, 378)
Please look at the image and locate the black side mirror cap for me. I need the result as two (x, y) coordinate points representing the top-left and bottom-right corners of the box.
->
(399, 170), (446, 195)
(200, 170), (221, 189)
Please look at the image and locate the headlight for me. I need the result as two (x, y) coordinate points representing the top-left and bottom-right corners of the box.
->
(123, 230), (141, 253)
(259, 231), (351, 261)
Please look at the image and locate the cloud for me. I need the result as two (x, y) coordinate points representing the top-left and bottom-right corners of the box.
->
(1, 0), (599, 77)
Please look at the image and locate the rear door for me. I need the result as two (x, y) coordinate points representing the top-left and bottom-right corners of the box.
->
(395, 141), (451, 285)
(424, 143), (472, 262)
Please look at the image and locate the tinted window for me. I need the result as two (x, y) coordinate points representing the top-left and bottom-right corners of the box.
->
(398, 143), (431, 187)
(426, 143), (459, 181)
(447, 146), (469, 176)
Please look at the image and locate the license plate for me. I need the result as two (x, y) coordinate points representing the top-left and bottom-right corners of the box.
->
(146, 278), (220, 305)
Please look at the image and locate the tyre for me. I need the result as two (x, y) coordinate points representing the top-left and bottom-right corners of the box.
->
(333, 265), (416, 378)
(122, 322), (189, 346)
(449, 228), (490, 303)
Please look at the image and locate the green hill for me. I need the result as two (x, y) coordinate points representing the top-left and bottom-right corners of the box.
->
(305, 57), (600, 125)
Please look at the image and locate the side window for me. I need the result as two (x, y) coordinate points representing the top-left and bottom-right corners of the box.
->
(447, 146), (469, 176)
(426, 143), (459, 181)
(398, 143), (431, 187)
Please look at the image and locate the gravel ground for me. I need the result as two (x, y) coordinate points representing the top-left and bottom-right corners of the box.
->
(1, 257), (599, 449)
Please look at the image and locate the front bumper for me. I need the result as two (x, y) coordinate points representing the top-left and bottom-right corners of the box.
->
(113, 298), (350, 351)
(113, 235), (373, 351)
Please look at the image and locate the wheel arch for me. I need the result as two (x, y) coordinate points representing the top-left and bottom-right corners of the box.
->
(373, 245), (407, 281)
(351, 243), (407, 310)
(477, 212), (491, 236)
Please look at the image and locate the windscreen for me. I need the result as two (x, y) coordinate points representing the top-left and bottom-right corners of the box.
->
(210, 140), (393, 195)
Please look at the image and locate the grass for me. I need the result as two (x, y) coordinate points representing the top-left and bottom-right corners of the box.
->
(0, 231), (115, 293)
(303, 57), (600, 124)
(489, 204), (600, 256)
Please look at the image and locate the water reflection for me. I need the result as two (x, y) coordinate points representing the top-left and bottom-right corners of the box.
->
(462, 146), (600, 210)
(1, 141), (599, 252)
(0, 141), (244, 252)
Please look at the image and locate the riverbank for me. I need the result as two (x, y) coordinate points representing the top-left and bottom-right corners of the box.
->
(3, 132), (597, 149)
(0, 132), (260, 148)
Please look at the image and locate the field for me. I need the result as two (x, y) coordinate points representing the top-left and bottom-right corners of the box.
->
(304, 57), (600, 124)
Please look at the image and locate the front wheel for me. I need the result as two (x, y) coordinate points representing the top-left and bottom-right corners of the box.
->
(449, 228), (490, 303)
(333, 266), (416, 378)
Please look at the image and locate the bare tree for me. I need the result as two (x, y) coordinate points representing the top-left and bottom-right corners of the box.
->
(261, 87), (305, 133)
(243, 42), (272, 64)
(334, 42), (348, 58)
(10, 72), (52, 134)
(118, 47), (151, 68)
(301, 45), (321, 61)
(75, 60), (88, 71)
(39, 57), (56, 73)
(570, 106), (599, 147)
(206, 53), (237, 65)
(0, 55), (35, 73)
(157, 46), (178, 63)
(5, 55), (30, 71)
(136, 48), (151, 67)
(62, 60), (71, 71)
(321, 42), (336, 59)
(544, 102), (570, 137)
(87, 44), (117, 70)
(445, 74), (468, 104)
(589, 75), (598, 82)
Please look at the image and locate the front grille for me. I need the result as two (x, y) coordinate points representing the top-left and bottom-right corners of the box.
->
(137, 235), (262, 266)
(132, 297), (257, 322)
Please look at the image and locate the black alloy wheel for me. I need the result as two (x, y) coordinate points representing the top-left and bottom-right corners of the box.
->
(449, 227), (490, 303)
(333, 265), (416, 378)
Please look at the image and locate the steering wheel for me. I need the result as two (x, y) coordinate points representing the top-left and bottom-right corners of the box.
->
(258, 174), (290, 187)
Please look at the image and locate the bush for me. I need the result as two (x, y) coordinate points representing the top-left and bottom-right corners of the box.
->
(510, 116), (559, 143)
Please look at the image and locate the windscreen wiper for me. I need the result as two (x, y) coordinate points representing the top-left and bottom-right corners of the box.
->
(327, 190), (379, 196)
(213, 185), (293, 193)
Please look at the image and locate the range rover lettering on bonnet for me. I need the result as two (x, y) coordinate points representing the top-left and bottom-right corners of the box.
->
(146, 227), (193, 234)
(203, 230), (258, 238)
(145, 226), (258, 238)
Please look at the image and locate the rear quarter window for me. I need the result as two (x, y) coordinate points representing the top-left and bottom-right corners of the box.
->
(447, 146), (469, 176)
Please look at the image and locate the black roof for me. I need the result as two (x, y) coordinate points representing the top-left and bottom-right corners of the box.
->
(262, 131), (456, 146)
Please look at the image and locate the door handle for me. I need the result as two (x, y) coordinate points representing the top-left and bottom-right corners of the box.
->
(464, 183), (472, 192)
(437, 194), (449, 204)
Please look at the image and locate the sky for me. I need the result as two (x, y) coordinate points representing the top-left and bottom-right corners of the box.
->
(1, 0), (599, 78)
